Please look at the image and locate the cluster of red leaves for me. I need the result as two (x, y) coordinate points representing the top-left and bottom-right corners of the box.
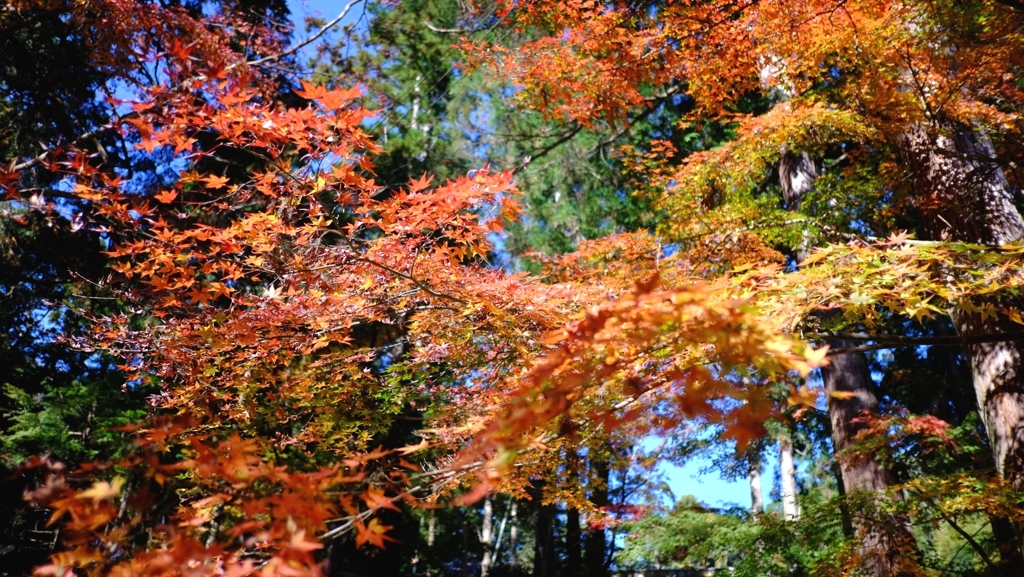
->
(587, 504), (650, 531)
(847, 409), (955, 465)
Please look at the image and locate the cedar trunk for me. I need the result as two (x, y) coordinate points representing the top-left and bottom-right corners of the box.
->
(823, 345), (918, 576)
(781, 154), (918, 576)
(900, 122), (1024, 491)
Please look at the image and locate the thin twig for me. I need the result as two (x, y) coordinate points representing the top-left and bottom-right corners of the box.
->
(333, 237), (467, 305)
(513, 124), (584, 175)
(11, 112), (140, 173)
(247, 0), (366, 66)
(320, 486), (423, 541)
(422, 20), (467, 34)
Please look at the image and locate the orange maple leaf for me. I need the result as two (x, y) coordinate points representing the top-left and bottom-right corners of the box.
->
(362, 487), (401, 513)
(154, 189), (178, 204)
(202, 174), (230, 189)
(288, 530), (323, 553)
(355, 518), (397, 549)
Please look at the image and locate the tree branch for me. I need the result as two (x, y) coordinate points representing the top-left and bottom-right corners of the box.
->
(332, 237), (467, 305)
(422, 19), (467, 34)
(320, 485), (423, 541)
(512, 124), (584, 174)
(247, 0), (366, 67)
(10, 112), (140, 173)
(935, 509), (996, 571)
(807, 330), (1024, 355)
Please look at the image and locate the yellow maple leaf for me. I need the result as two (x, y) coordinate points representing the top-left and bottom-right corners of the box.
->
(76, 477), (125, 503)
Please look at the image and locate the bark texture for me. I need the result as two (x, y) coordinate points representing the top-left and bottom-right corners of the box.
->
(748, 452), (764, 516)
(780, 154), (919, 576)
(823, 349), (895, 493)
(900, 122), (1024, 491)
(779, 437), (799, 521)
(823, 343), (919, 576)
(779, 150), (818, 212)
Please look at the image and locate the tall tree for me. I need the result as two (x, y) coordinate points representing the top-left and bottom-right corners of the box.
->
(900, 122), (1024, 493)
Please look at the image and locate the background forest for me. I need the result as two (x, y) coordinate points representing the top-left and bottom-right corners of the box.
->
(2, 1), (1024, 576)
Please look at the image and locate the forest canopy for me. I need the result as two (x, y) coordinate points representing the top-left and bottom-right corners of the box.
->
(2, 1), (1024, 576)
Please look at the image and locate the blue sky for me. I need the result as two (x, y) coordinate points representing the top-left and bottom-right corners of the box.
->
(664, 455), (754, 509)
(288, 0), (370, 38)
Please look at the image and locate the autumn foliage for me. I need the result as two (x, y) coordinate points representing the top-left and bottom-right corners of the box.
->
(5, 0), (1024, 575)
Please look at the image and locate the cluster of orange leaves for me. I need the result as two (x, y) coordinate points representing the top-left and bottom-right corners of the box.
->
(468, 0), (1024, 244)
(471, 0), (1024, 129)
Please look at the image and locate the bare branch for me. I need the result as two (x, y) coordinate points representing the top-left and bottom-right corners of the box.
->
(247, 0), (366, 67)
(422, 19), (467, 34)
(512, 124), (584, 174)
(11, 111), (140, 173)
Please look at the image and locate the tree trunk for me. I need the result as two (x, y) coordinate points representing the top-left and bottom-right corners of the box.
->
(566, 506), (582, 577)
(833, 460), (856, 539)
(823, 343), (918, 576)
(780, 155), (919, 576)
(779, 436), (799, 521)
(583, 457), (609, 577)
(480, 496), (494, 577)
(531, 481), (557, 577)
(564, 448), (583, 577)
(492, 497), (512, 568)
(823, 350), (892, 493)
(428, 512), (435, 547)
(779, 151), (818, 212)
(989, 513), (1023, 574)
(510, 501), (519, 570)
(426, 512), (435, 577)
(900, 120), (1024, 561)
(748, 451), (764, 516)
(901, 121), (1024, 493)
